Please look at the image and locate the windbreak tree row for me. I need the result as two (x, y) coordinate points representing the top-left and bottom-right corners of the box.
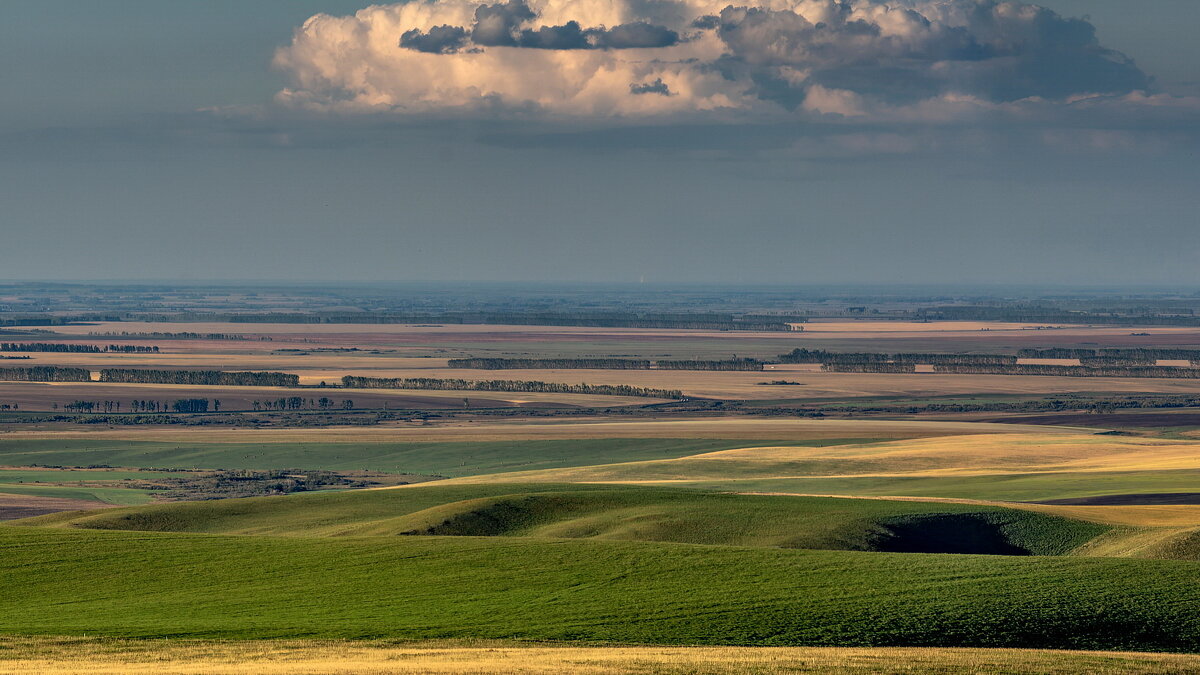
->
(0, 343), (159, 353)
(448, 358), (652, 370)
(342, 376), (684, 399)
(0, 366), (91, 382)
(99, 369), (299, 387)
(932, 365), (1200, 378)
(781, 349), (1016, 365)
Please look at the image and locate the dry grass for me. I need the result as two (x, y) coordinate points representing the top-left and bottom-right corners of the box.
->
(427, 432), (1200, 485)
(1, 638), (1197, 674)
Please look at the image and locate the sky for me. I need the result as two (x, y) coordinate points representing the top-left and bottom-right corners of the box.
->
(2, 0), (1198, 285)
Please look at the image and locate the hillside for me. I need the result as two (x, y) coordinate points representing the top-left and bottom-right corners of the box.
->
(17, 484), (1108, 555)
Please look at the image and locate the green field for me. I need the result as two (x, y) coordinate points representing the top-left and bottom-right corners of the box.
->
(669, 470), (1200, 502)
(3, 524), (1200, 651)
(19, 484), (1109, 553)
(0, 438), (860, 476)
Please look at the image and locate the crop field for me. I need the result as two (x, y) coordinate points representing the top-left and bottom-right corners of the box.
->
(4, 639), (1199, 675)
(12, 316), (1200, 669)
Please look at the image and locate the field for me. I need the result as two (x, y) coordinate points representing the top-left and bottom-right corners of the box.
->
(4, 639), (1199, 674)
(11, 312), (1200, 670)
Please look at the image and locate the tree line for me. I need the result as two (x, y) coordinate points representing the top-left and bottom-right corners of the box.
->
(656, 359), (764, 371)
(98, 369), (299, 386)
(780, 349), (1016, 365)
(0, 343), (159, 353)
(447, 357), (763, 371)
(125, 311), (801, 332)
(88, 331), (256, 341)
(0, 366), (91, 382)
(932, 364), (1200, 378)
(341, 376), (684, 399)
(448, 358), (652, 369)
(821, 363), (918, 373)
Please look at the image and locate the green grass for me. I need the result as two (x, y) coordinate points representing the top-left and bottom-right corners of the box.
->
(16, 484), (1109, 556)
(0, 438), (855, 476)
(0, 484), (154, 505)
(668, 470), (1200, 502)
(0, 468), (176, 483)
(2, 526), (1200, 651)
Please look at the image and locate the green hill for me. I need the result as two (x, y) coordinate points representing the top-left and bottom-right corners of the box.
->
(20, 484), (1108, 556)
(2, 525), (1200, 651)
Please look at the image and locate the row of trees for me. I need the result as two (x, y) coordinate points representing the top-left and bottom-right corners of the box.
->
(129, 311), (800, 331)
(1079, 356), (1157, 367)
(0, 366), (90, 382)
(781, 349), (1016, 365)
(821, 363), (918, 373)
(448, 358), (652, 369)
(448, 358), (764, 371)
(88, 331), (256, 341)
(656, 359), (764, 371)
(0, 343), (159, 353)
(932, 365), (1200, 378)
(98, 369), (299, 386)
(342, 376), (684, 399)
(252, 397), (353, 411)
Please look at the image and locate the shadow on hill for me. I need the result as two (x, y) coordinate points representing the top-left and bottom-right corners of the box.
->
(870, 513), (1032, 556)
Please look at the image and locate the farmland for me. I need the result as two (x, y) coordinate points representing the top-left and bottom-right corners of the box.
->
(10, 288), (1200, 671)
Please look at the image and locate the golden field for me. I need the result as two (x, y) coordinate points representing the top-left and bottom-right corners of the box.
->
(1, 638), (1198, 675)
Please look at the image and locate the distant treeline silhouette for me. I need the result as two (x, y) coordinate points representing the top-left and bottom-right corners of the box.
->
(932, 365), (1200, 378)
(821, 363), (917, 373)
(448, 358), (651, 370)
(342, 376), (684, 399)
(0, 343), (158, 353)
(0, 366), (91, 382)
(89, 331), (253, 341)
(99, 369), (299, 386)
(1019, 348), (1200, 364)
(656, 359), (764, 371)
(915, 306), (1200, 326)
(121, 311), (801, 332)
(448, 357), (763, 371)
(1080, 356), (1157, 367)
(781, 349), (1016, 365)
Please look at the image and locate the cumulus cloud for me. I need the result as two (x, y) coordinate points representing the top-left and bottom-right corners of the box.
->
(275, 0), (1158, 119)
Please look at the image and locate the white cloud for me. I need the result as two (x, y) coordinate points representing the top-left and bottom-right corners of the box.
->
(272, 0), (1156, 120)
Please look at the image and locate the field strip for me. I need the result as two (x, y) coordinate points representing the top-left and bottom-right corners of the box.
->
(0, 418), (1096, 443)
(734, 492), (1200, 527)
(1, 639), (1198, 675)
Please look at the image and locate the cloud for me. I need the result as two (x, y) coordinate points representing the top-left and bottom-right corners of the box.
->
(400, 25), (470, 54)
(631, 78), (672, 95)
(275, 0), (1160, 120)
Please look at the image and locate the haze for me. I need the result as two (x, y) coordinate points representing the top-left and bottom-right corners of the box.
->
(2, 0), (1198, 285)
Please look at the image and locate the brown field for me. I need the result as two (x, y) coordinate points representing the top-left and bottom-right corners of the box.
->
(0, 493), (109, 521)
(308, 367), (1200, 399)
(1, 638), (1196, 675)
(12, 320), (1200, 402)
(0, 418), (1080, 444)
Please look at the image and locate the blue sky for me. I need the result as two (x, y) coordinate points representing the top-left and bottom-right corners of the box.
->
(2, 1), (1198, 284)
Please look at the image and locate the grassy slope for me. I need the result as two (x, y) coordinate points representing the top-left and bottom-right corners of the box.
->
(2, 526), (1200, 651)
(0, 438), (866, 476)
(672, 471), (1200, 502)
(14, 484), (1107, 555)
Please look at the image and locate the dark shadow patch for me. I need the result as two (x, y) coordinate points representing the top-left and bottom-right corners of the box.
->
(871, 513), (1031, 556)
(1036, 493), (1200, 506)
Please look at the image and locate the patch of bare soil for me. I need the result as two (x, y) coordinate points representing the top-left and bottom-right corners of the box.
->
(0, 493), (110, 521)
